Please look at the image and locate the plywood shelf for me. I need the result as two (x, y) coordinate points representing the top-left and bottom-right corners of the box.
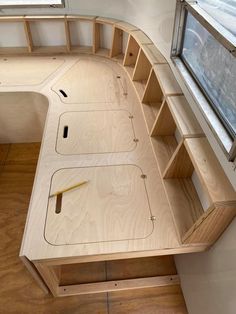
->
(161, 138), (236, 244)
(32, 46), (68, 54)
(0, 47), (29, 55)
(164, 178), (204, 239)
(123, 35), (140, 67)
(151, 135), (178, 175)
(70, 45), (93, 54)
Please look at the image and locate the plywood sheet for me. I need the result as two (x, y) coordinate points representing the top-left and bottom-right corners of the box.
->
(56, 110), (136, 154)
(52, 59), (121, 103)
(45, 165), (154, 245)
(0, 57), (64, 85)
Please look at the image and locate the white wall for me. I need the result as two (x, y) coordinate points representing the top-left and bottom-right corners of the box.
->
(0, 2), (236, 313)
(175, 217), (236, 314)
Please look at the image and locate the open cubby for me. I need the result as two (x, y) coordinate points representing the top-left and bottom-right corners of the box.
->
(123, 35), (140, 78)
(0, 18), (29, 54)
(150, 96), (204, 175)
(161, 137), (236, 243)
(141, 67), (183, 134)
(132, 49), (152, 100)
(26, 16), (67, 54)
(94, 21), (114, 57)
(66, 16), (95, 54)
(110, 27), (129, 63)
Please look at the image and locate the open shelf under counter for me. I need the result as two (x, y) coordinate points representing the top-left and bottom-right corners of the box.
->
(70, 45), (93, 54)
(31, 45), (68, 54)
(162, 137), (236, 244)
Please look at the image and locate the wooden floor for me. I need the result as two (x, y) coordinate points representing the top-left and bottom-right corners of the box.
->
(0, 143), (188, 314)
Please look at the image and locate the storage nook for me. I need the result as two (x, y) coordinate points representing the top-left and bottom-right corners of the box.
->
(0, 15), (235, 299)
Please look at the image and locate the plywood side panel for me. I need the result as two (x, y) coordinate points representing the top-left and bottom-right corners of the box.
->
(0, 92), (48, 144)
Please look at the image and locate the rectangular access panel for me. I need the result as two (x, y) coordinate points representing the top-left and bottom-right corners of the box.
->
(45, 165), (154, 245)
(56, 110), (137, 154)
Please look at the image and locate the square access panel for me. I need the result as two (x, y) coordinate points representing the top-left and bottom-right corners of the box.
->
(45, 165), (154, 245)
(56, 110), (137, 154)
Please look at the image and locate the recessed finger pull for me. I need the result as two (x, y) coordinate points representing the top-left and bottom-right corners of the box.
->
(59, 89), (68, 98)
(63, 126), (68, 138)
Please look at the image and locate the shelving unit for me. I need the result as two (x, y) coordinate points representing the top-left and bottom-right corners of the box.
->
(162, 138), (236, 244)
(141, 65), (182, 133)
(110, 21), (138, 63)
(25, 16), (68, 54)
(0, 16), (30, 54)
(93, 17), (118, 57)
(0, 14), (235, 297)
(65, 15), (95, 54)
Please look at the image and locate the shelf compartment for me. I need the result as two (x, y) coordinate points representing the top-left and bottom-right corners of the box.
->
(0, 17), (29, 53)
(150, 96), (204, 174)
(93, 18), (115, 56)
(25, 16), (68, 53)
(66, 15), (95, 53)
(110, 27), (129, 62)
(123, 35), (140, 78)
(132, 49), (152, 100)
(163, 137), (236, 244)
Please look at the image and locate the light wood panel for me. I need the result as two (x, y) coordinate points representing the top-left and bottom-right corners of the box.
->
(110, 27), (123, 58)
(56, 110), (136, 154)
(130, 30), (152, 45)
(142, 43), (167, 65)
(167, 96), (204, 138)
(0, 56), (64, 85)
(52, 58), (121, 103)
(153, 64), (183, 97)
(45, 165), (153, 245)
(185, 138), (236, 203)
(0, 92), (48, 143)
(123, 34), (140, 69)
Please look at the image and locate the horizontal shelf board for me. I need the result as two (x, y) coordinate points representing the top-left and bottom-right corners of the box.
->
(96, 17), (120, 25)
(70, 46), (93, 54)
(0, 47), (29, 54)
(153, 64), (182, 97)
(164, 178), (204, 239)
(115, 21), (138, 32)
(151, 135), (178, 175)
(112, 53), (124, 64)
(167, 96), (204, 137)
(25, 15), (65, 21)
(185, 138), (236, 203)
(142, 44), (167, 65)
(95, 48), (110, 57)
(0, 16), (25, 22)
(32, 46), (67, 54)
(66, 15), (96, 21)
(131, 30), (152, 45)
(142, 102), (162, 134)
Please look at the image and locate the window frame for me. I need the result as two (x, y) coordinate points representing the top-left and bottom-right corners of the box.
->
(171, 0), (236, 162)
(0, 0), (65, 8)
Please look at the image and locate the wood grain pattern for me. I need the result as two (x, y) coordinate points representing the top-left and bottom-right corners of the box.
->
(45, 165), (153, 245)
(167, 96), (204, 138)
(0, 92), (48, 143)
(185, 138), (236, 203)
(110, 27), (123, 58)
(142, 43), (167, 65)
(123, 34), (140, 66)
(163, 141), (194, 179)
(0, 56), (64, 86)
(56, 110), (136, 154)
(108, 285), (188, 314)
(52, 59), (120, 103)
(153, 64), (183, 97)
(132, 49), (152, 82)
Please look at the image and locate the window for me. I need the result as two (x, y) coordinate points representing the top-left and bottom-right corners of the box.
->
(171, 0), (236, 161)
(0, 0), (64, 7)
